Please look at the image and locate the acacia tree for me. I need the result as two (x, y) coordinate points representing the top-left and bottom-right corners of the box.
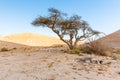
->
(32, 8), (100, 49)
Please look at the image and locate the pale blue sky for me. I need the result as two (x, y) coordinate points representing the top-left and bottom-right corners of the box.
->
(0, 0), (120, 37)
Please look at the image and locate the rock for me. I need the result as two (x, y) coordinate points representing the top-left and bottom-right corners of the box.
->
(78, 57), (104, 64)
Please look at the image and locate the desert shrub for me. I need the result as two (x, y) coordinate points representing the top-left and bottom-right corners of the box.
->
(13, 47), (17, 50)
(70, 48), (80, 54)
(52, 44), (64, 48)
(60, 49), (68, 53)
(113, 55), (120, 60)
(102, 51), (111, 56)
(1, 47), (9, 52)
(112, 48), (120, 54)
(79, 45), (91, 54)
(80, 40), (111, 56)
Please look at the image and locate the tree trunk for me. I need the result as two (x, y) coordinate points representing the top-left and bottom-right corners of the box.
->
(69, 45), (74, 50)
(74, 40), (79, 48)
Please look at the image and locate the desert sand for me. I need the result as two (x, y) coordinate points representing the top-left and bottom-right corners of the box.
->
(0, 48), (120, 80)
(0, 33), (65, 47)
(0, 33), (120, 80)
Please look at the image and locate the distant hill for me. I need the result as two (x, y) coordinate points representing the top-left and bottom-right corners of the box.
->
(99, 30), (120, 48)
(0, 33), (65, 47)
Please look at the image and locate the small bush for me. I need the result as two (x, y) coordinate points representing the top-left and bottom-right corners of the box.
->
(51, 44), (65, 48)
(70, 48), (80, 54)
(102, 51), (111, 56)
(1, 47), (9, 52)
(13, 47), (17, 50)
(79, 45), (91, 54)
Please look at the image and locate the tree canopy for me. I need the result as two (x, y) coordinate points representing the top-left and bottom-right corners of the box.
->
(32, 8), (100, 49)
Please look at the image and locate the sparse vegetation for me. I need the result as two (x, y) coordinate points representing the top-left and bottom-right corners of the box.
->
(79, 45), (91, 54)
(1, 47), (9, 52)
(13, 47), (17, 50)
(48, 62), (54, 68)
(70, 48), (80, 54)
(80, 40), (111, 56)
(51, 44), (64, 48)
(10, 51), (14, 56)
(102, 51), (111, 56)
(112, 48), (120, 54)
(113, 55), (120, 60)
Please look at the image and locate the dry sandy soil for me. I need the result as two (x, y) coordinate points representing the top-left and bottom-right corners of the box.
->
(0, 48), (120, 80)
(0, 33), (120, 80)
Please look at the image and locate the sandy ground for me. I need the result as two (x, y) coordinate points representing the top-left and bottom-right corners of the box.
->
(0, 48), (120, 80)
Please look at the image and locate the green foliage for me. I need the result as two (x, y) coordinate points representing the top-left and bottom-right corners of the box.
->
(70, 48), (80, 54)
(1, 47), (9, 52)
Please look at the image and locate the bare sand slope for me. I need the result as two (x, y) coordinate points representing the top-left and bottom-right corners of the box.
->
(99, 29), (120, 48)
(0, 33), (65, 47)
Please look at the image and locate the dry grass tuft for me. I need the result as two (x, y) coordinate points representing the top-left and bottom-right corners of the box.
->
(1, 47), (9, 52)
(102, 51), (111, 56)
(113, 55), (120, 60)
(48, 62), (54, 68)
(112, 48), (120, 54)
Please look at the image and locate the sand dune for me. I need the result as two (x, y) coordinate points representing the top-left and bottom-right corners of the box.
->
(0, 32), (65, 47)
